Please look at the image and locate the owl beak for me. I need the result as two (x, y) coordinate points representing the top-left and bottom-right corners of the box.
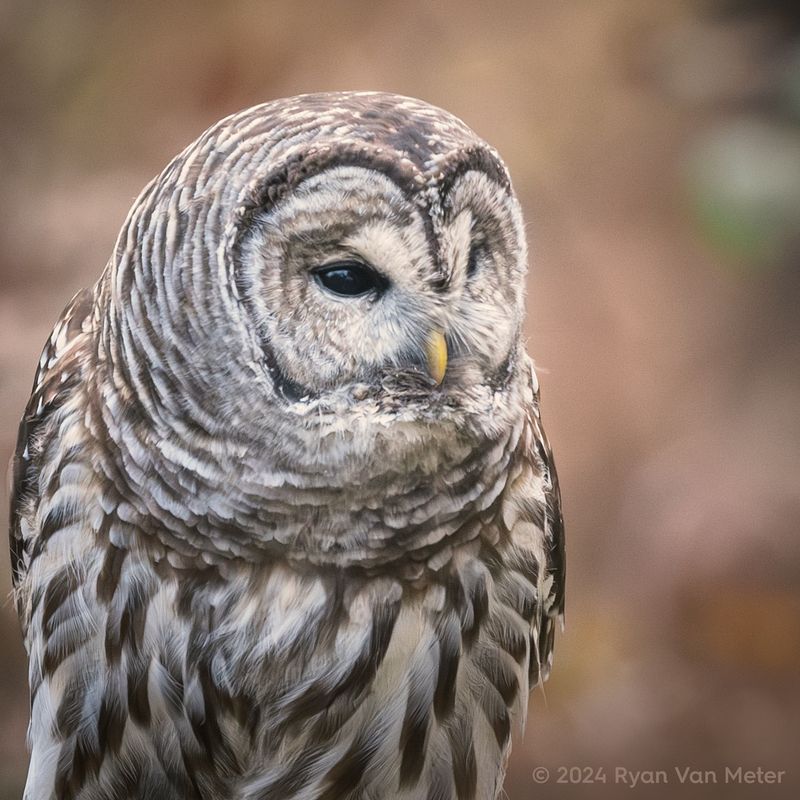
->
(425, 329), (448, 385)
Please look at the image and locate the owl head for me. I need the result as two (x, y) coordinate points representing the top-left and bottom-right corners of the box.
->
(104, 92), (530, 483)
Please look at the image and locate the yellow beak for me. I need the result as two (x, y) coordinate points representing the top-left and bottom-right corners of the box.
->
(426, 329), (448, 385)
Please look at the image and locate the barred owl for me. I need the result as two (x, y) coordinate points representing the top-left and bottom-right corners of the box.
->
(9, 92), (564, 800)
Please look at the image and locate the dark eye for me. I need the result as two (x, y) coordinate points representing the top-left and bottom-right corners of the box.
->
(313, 261), (386, 298)
(466, 238), (486, 279)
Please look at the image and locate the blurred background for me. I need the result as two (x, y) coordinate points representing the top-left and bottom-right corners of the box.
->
(1, 0), (799, 797)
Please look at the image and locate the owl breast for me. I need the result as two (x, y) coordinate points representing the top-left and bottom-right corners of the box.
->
(17, 372), (552, 800)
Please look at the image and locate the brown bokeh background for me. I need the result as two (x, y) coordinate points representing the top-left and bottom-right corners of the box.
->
(1, 1), (799, 797)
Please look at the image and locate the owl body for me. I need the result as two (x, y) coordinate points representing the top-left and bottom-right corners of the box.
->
(10, 93), (564, 800)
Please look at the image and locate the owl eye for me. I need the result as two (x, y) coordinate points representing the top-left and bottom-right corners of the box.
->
(313, 261), (386, 298)
(466, 237), (487, 279)
(466, 245), (480, 278)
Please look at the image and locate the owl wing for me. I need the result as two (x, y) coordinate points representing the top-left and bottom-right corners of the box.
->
(9, 287), (95, 602)
(517, 363), (565, 687)
(529, 375), (565, 684)
(10, 288), (217, 799)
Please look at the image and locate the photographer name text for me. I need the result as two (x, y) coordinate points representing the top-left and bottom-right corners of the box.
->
(531, 766), (786, 788)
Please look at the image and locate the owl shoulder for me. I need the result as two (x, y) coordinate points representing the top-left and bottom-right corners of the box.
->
(9, 287), (97, 597)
